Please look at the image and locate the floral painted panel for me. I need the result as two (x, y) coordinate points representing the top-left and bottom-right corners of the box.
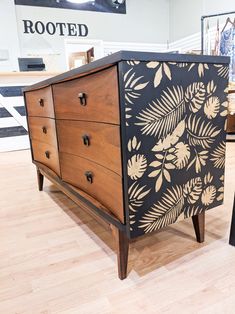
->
(122, 60), (229, 238)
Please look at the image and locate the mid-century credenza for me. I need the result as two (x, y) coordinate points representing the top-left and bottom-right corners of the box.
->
(24, 51), (229, 279)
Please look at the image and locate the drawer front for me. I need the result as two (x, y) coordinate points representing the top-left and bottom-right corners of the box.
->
(28, 117), (57, 147)
(60, 153), (124, 223)
(57, 120), (122, 175)
(25, 86), (54, 118)
(227, 114), (235, 133)
(32, 140), (60, 176)
(53, 66), (120, 124)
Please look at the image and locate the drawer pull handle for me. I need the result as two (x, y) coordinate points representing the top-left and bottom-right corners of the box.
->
(84, 171), (93, 184)
(78, 92), (86, 106)
(82, 134), (90, 146)
(42, 126), (47, 134)
(45, 151), (50, 159)
(38, 98), (44, 107)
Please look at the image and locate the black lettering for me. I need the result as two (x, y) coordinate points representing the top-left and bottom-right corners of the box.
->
(67, 23), (77, 36)
(46, 22), (56, 35)
(35, 21), (45, 34)
(56, 22), (66, 36)
(78, 24), (88, 37)
(23, 20), (34, 34)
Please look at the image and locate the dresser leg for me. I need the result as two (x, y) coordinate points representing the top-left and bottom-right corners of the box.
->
(37, 168), (44, 191)
(111, 226), (129, 280)
(192, 211), (205, 243)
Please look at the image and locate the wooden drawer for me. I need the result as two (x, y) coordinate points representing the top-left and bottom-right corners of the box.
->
(28, 117), (57, 147)
(32, 140), (60, 176)
(57, 120), (122, 175)
(60, 153), (124, 223)
(53, 66), (120, 124)
(25, 86), (54, 118)
(227, 114), (235, 133)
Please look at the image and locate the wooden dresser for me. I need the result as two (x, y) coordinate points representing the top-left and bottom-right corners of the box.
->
(24, 51), (229, 279)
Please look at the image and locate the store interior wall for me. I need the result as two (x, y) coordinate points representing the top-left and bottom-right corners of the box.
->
(169, 0), (235, 42)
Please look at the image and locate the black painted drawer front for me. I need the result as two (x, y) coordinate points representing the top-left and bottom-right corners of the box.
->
(121, 60), (229, 238)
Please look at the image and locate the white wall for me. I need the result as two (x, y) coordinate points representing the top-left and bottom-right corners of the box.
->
(169, 0), (235, 42)
(0, 0), (170, 71)
(0, 0), (21, 71)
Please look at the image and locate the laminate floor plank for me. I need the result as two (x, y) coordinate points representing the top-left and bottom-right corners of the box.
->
(0, 144), (234, 314)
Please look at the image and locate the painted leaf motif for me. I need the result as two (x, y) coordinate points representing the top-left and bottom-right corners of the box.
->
(154, 65), (163, 88)
(207, 80), (217, 96)
(173, 142), (190, 169)
(139, 185), (184, 233)
(183, 177), (202, 204)
(204, 172), (213, 185)
(152, 120), (185, 152)
(128, 136), (141, 152)
(127, 154), (147, 180)
(128, 182), (151, 212)
(187, 149), (208, 173)
(185, 82), (206, 113)
(184, 206), (205, 219)
(217, 175), (224, 201)
(201, 185), (216, 205)
(204, 96), (220, 119)
(136, 86), (185, 138)
(186, 115), (220, 149)
(210, 141), (226, 169)
(127, 61), (140, 66)
(220, 101), (228, 117)
(214, 64), (229, 79)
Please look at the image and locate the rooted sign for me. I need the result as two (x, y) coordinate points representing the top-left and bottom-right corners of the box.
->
(23, 20), (88, 37)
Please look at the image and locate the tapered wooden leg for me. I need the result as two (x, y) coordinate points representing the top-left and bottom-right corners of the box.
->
(37, 168), (44, 191)
(111, 226), (129, 280)
(192, 211), (205, 243)
(229, 194), (235, 246)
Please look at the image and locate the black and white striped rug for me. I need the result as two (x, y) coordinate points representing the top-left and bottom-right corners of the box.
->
(0, 85), (29, 152)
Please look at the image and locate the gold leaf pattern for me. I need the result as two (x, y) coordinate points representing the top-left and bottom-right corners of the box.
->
(214, 64), (229, 79)
(139, 185), (184, 233)
(211, 141), (226, 169)
(122, 60), (228, 237)
(217, 175), (224, 201)
(136, 86), (185, 138)
(201, 185), (217, 205)
(186, 115), (220, 149)
(146, 62), (172, 88)
(128, 136), (141, 152)
(124, 67), (149, 126)
(204, 172), (213, 185)
(173, 142), (190, 169)
(128, 154), (147, 180)
(128, 182), (151, 213)
(204, 96), (220, 119)
(183, 177), (202, 204)
(187, 149), (208, 173)
(185, 82), (206, 113)
(184, 206), (205, 219)
(152, 120), (185, 152)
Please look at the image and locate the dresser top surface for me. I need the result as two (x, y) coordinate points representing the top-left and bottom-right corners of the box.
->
(23, 50), (230, 92)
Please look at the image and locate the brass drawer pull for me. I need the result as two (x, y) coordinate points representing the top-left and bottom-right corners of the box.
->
(82, 134), (90, 146)
(45, 151), (50, 159)
(78, 92), (87, 106)
(38, 98), (44, 107)
(84, 171), (93, 184)
(42, 126), (47, 134)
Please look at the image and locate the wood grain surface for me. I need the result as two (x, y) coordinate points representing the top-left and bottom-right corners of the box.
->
(25, 86), (54, 118)
(28, 117), (58, 147)
(57, 120), (122, 175)
(53, 66), (120, 124)
(32, 140), (60, 176)
(60, 152), (124, 223)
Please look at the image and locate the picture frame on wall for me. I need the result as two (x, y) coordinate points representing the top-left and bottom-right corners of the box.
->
(14, 0), (126, 14)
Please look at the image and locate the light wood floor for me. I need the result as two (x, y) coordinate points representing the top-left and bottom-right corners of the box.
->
(0, 144), (235, 314)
